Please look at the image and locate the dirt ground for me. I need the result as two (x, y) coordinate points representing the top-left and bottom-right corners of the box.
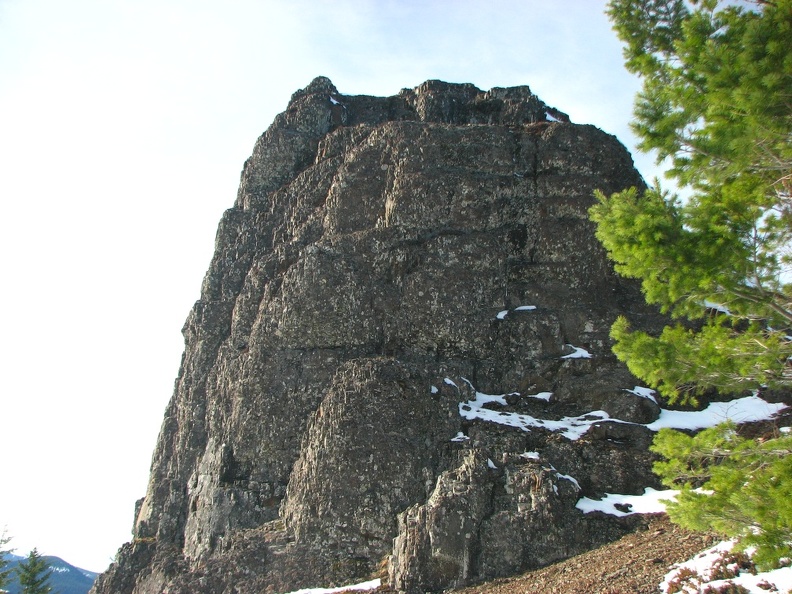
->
(449, 515), (718, 594)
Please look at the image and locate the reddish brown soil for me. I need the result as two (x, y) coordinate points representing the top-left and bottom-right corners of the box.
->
(449, 515), (718, 594)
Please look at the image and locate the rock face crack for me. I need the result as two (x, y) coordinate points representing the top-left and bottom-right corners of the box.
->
(90, 78), (667, 594)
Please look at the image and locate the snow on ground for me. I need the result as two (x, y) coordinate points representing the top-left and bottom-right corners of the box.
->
(710, 566), (792, 594)
(660, 541), (792, 594)
(661, 540), (735, 591)
(561, 344), (592, 358)
(528, 391), (552, 401)
(458, 397), (610, 439)
(459, 383), (509, 407)
(576, 487), (677, 517)
(283, 578), (380, 594)
(646, 395), (787, 431)
(451, 378), (611, 439)
(576, 487), (792, 593)
(705, 566), (792, 594)
(549, 466), (581, 491)
(495, 305), (537, 319)
(627, 386), (658, 402)
(448, 376), (787, 443)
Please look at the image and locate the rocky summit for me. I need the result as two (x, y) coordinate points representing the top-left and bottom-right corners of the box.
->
(91, 77), (669, 594)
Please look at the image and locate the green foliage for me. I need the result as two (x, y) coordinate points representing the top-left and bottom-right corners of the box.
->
(0, 529), (13, 590)
(591, 181), (792, 402)
(609, 315), (792, 403)
(16, 548), (54, 594)
(607, 0), (792, 195)
(595, 0), (792, 570)
(592, 0), (792, 403)
(652, 423), (792, 569)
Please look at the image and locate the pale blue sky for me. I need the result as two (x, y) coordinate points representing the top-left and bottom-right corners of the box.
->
(0, 0), (660, 573)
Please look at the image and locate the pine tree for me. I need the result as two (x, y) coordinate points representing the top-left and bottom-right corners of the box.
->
(16, 549), (54, 594)
(0, 530), (13, 591)
(591, 0), (792, 568)
(592, 0), (792, 403)
(651, 423), (792, 569)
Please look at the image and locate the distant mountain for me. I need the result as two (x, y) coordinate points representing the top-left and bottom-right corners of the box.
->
(2, 554), (97, 594)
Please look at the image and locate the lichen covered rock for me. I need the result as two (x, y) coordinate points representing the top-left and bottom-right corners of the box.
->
(91, 78), (667, 594)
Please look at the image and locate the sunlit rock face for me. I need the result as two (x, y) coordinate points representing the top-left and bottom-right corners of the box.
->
(91, 77), (667, 594)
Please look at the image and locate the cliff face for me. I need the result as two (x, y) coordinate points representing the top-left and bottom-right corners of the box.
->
(92, 77), (667, 594)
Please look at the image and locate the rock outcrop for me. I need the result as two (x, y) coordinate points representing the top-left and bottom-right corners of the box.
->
(91, 77), (669, 594)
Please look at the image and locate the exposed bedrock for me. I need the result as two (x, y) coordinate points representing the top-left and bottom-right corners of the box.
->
(91, 77), (668, 594)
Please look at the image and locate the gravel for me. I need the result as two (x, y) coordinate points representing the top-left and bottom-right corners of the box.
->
(449, 515), (719, 594)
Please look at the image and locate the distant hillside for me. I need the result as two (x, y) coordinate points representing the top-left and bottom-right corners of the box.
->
(2, 554), (97, 594)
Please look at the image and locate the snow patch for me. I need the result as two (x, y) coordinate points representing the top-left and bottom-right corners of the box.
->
(646, 395), (786, 431)
(496, 305), (537, 319)
(561, 344), (592, 359)
(459, 396), (609, 439)
(467, 391), (508, 407)
(706, 567), (792, 594)
(528, 391), (552, 402)
(448, 378), (785, 445)
(576, 487), (677, 517)
(548, 465), (580, 491)
(627, 386), (657, 403)
(284, 578), (381, 594)
(660, 541), (736, 593)
(450, 431), (469, 442)
(660, 541), (792, 594)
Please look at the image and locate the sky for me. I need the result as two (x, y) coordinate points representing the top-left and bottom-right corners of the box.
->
(0, 0), (670, 574)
